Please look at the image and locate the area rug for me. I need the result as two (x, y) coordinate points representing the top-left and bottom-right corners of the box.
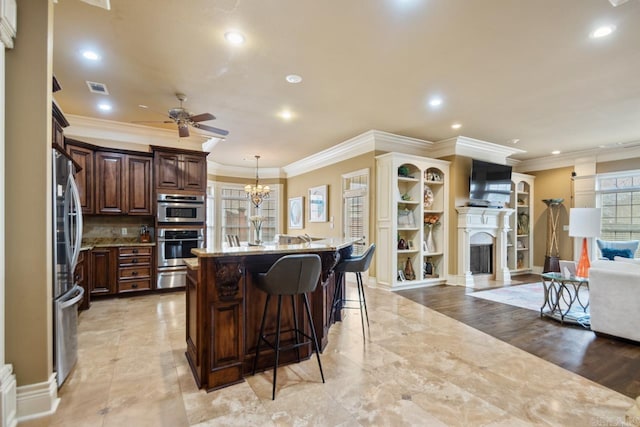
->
(469, 282), (590, 326)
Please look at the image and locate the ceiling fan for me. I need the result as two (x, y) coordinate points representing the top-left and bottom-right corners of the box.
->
(135, 93), (229, 138)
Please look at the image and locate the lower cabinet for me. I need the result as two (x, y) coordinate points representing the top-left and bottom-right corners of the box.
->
(118, 246), (152, 293)
(75, 248), (91, 310)
(89, 245), (156, 297)
(90, 248), (117, 295)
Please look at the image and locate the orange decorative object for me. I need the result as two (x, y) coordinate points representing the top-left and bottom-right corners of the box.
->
(576, 237), (591, 278)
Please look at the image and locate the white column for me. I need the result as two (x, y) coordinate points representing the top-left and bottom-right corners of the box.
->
(495, 211), (512, 283)
(0, 1), (18, 426)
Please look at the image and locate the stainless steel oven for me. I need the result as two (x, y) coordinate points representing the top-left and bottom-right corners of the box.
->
(157, 193), (205, 224)
(157, 227), (205, 289)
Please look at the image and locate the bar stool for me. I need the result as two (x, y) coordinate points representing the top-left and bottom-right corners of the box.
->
(252, 254), (325, 400)
(330, 243), (376, 338)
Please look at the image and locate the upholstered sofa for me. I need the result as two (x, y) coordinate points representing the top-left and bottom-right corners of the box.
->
(589, 258), (640, 343)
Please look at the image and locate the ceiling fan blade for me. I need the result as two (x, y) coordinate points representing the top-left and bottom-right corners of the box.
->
(193, 123), (229, 136)
(131, 120), (174, 124)
(178, 125), (190, 138)
(189, 112), (215, 122)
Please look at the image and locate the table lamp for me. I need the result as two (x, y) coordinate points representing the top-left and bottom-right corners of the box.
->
(568, 208), (602, 278)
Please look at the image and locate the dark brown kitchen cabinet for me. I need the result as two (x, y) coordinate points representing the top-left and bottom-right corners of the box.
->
(96, 152), (126, 214)
(152, 147), (207, 193)
(75, 249), (91, 310)
(66, 142), (95, 214)
(117, 246), (153, 293)
(96, 152), (153, 215)
(126, 155), (153, 215)
(90, 248), (117, 296)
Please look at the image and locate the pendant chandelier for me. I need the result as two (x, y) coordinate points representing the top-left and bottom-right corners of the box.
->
(245, 155), (270, 208)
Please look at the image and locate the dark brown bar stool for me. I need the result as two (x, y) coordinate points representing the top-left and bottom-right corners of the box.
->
(252, 254), (325, 400)
(330, 243), (376, 338)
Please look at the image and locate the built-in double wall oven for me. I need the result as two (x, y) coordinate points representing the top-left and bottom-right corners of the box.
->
(156, 194), (205, 289)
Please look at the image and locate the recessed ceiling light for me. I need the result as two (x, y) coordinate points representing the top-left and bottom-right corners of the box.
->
(81, 50), (101, 61)
(279, 110), (293, 120)
(451, 123), (462, 130)
(286, 74), (303, 84)
(138, 104), (148, 109)
(429, 97), (443, 107)
(590, 25), (616, 39)
(551, 150), (561, 155)
(511, 138), (520, 144)
(224, 31), (245, 45)
(97, 103), (112, 112)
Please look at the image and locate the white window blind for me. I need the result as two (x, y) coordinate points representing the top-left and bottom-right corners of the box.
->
(343, 170), (369, 256)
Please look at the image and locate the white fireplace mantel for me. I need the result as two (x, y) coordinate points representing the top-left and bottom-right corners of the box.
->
(455, 207), (514, 287)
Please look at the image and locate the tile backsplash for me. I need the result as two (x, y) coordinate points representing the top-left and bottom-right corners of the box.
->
(83, 216), (154, 241)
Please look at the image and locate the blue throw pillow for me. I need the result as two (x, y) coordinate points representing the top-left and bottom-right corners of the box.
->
(601, 247), (634, 260)
(597, 239), (639, 258)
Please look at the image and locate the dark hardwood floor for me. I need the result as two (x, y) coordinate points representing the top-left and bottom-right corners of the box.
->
(397, 275), (640, 399)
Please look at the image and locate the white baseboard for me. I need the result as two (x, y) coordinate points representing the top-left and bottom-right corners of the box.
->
(16, 374), (59, 423)
(0, 364), (17, 427)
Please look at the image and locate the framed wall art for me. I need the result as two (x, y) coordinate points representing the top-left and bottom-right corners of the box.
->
(288, 196), (304, 229)
(308, 185), (328, 222)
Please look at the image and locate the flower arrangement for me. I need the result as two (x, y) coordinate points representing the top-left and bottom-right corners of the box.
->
(249, 215), (265, 243)
(424, 214), (440, 226)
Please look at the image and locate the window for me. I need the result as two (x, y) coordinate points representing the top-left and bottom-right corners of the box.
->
(596, 170), (640, 256)
(217, 183), (280, 245)
(206, 183), (215, 246)
(343, 169), (369, 256)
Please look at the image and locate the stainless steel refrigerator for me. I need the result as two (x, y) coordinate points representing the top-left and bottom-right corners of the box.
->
(52, 147), (84, 387)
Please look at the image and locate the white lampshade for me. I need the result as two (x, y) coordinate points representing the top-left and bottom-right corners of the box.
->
(568, 208), (602, 238)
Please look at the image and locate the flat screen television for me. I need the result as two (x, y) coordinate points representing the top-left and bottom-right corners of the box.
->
(469, 160), (512, 208)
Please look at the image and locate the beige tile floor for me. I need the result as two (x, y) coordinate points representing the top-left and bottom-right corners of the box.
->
(20, 282), (636, 427)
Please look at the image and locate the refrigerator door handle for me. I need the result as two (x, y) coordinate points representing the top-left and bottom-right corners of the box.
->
(59, 285), (85, 310)
(67, 171), (83, 272)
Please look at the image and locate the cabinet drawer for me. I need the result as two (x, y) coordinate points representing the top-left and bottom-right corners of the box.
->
(119, 247), (152, 257)
(118, 279), (152, 292)
(118, 255), (151, 267)
(119, 265), (151, 280)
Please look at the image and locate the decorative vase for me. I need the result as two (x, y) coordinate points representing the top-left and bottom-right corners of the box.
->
(254, 226), (262, 245)
(426, 226), (436, 253)
(404, 257), (416, 281)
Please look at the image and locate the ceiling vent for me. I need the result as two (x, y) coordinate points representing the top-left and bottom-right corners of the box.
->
(86, 81), (109, 95)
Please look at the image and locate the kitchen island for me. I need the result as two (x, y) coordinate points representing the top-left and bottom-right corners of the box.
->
(187, 238), (355, 391)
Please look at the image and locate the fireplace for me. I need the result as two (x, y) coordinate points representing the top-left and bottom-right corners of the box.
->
(455, 207), (514, 287)
(470, 244), (493, 274)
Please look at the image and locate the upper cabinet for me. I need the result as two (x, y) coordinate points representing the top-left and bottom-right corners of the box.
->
(96, 151), (153, 215)
(376, 152), (450, 290)
(506, 172), (535, 274)
(66, 141), (94, 214)
(152, 147), (208, 193)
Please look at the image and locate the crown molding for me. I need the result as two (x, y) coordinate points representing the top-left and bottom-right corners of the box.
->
(64, 114), (210, 152)
(283, 130), (432, 177)
(516, 141), (640, 172)
(0, 0), (17, 48)
(206, 160), (283, 179)
(430, 136), (526, 164)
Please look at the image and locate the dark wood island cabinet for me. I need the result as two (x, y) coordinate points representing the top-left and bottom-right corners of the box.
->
(186, 239), (354, 391)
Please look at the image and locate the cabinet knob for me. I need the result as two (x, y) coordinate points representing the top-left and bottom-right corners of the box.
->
(132, 259), (138, 264)
(132, 283), (138, 288)
(132, 271), (138, 276)
(133, 249), (138, 254)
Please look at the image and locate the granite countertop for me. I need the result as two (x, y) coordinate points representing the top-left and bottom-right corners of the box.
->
(192, 237), (358, 258)
(184, 258), (199, 270)
(81, 238), (156, 248)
